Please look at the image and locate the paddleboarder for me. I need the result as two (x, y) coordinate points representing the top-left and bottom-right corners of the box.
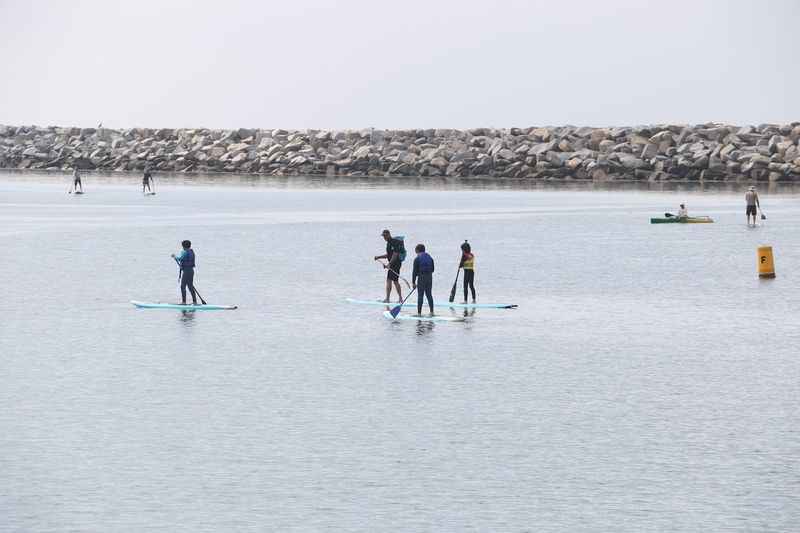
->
(677, 204), (688, 219)
(143, 165), (154, 194)
(745, 186), (761, 226)
(171, 240), (197, 305)
(374, 229), (406, 303)
(459, 240), (476, 303)
(71, 166), (83, 193)
(412, 243), (435, 316)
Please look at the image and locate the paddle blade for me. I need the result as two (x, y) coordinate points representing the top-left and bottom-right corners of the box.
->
(448, 269), (460, 302)
(761, 213), (767, 220)
(389, 304), (402, 318)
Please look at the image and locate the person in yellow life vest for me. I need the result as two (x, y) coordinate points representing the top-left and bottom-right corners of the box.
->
(459, 240), (476, 303)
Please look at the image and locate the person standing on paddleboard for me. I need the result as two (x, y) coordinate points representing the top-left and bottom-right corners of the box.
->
(171, 240), (197, 305)
(143, 165), (154, 194)
(459, 240), (476, 303)
(374, 229), (405, 303)
(412, 243), (435, 316)
(71, 166), (83, 193)
(745, 186), (761, 226)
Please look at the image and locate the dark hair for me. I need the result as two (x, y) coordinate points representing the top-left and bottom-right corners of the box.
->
(461, 240), (471, 253)
(415, 244), (425, 253)
(182, 240), (191, 248)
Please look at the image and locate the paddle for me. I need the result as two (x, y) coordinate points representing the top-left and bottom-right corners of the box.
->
(760, 209), (766, 220)
(173, 257), (207, 305)
(448, 266), (461, 303)
(377, 260), (412, 290)
(664, 212), (674, 218)
(389, 286), (417, 318)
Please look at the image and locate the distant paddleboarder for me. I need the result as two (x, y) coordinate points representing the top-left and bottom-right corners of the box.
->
(143, 165), (154, 194)
(171, 240), (197, 305)
(412, 243), (435, 316)
(374, 229), (406, 303)
(459, 240), (476, 303)
(745, 186), (761, 226)
(70, 166), (83, 193)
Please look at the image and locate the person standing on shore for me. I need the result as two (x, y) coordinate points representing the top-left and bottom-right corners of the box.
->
(459, 241), (476, 303)
(70, 166), (83, 193)
(374, 229), (405, 303)
(745, 186), (761, 226)
(171, 240), (197, 305)
(412, 244), (435, 316)
(143, 165), (154, 194)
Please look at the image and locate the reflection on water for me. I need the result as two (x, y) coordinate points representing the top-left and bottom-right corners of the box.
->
(178, 310), (196, 326)
(415, 320), (436, 337)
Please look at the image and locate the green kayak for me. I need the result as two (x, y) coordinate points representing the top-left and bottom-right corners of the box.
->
(651, 216), (714, 224)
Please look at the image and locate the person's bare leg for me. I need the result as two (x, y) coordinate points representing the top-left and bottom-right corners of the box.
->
(384, 279), (391, 303)
(393, 280), (403, 302)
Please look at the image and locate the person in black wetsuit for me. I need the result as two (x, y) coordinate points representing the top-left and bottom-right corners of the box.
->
(171, 240), (197, 305)
(373, 229), (405, 303)
(412, 243), (435, 316)
(142, 165), (154, 194)
(71, 166), (83, 193)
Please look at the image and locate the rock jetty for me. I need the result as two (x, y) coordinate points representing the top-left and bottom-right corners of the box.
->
(2, 123), (800, 181)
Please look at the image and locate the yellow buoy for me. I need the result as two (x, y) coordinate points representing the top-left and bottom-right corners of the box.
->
(757, 246), (775, 278)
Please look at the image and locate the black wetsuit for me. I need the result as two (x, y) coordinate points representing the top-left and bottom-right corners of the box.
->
(412, 252), (435, 314)
(177, 249), (197, 304)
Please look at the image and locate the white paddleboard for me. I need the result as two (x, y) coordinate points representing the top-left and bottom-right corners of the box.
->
(348, 298), (516, 309)
(383, 311), (465, 322)
(131, 300), (237, 310)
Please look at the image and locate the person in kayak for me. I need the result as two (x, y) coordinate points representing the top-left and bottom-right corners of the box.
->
(142, 165), (154, 194)
(374, 229), (405, 303)
(71, 166), (83, 193)
(745, 185), (760, 226)
(677, 204), (688, 219)
(171, 240), (197, 305)
(412, 243), (435, 316)
(459, 240), (476, 303)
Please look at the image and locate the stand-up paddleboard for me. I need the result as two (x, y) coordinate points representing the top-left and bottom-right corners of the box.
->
(131, 300), (237, 310)
(347, 298), (517, 309)
(383, 311), (465, 322)
(144, 191), (156, 196)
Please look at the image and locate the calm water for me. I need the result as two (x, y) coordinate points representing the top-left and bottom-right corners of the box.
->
(1, 174), (798, 532)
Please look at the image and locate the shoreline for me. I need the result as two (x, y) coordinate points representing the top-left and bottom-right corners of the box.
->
(2, 123), (799, 183)
(3, 168), (797, 194)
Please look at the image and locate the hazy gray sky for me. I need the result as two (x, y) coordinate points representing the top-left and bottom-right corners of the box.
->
(1, 0), (797, 129)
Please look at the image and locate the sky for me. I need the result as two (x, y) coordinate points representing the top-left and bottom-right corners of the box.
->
(0, 0), (798, 129)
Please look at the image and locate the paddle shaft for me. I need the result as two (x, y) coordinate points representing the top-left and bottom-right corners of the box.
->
(390, 286), (417, 318)
(377, 260), (412, 290)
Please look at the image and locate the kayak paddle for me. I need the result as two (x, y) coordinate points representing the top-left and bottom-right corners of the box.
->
(664, 212), (674, 218)
(448, 267), (461, 303)
(389, 287), (417, 318)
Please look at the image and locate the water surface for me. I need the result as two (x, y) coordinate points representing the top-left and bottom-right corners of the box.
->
(1, 174), (798, 532)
